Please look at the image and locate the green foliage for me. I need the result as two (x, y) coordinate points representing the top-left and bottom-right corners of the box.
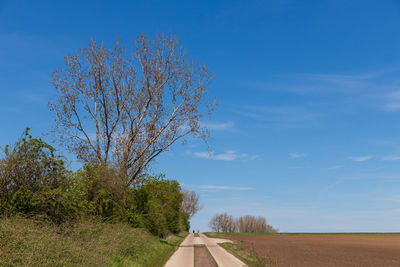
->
(34, 186), (78, 224)
(68, 163), (126, 220)
(2, 128), (66, 190)
(125, 210), (143, 228)
(10, 186), (35, 213)
(0, 128), (190, 236)
(64, 169), (96, 216)
(0, 216), (187, 267)
(130, 176), (188, 236)
(95, 189), (117, 218)
(68, 164), (190, 235)
(0, 128), (74, 223)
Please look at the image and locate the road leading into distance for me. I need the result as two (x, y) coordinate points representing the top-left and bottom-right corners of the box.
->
(164, 233), (247, 267)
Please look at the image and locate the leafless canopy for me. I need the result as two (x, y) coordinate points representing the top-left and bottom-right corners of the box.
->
(181, 189), (201, 219)
(209, 212), (236, 232)
(209, 213), (277, 233)
(50, 33), (215, 185)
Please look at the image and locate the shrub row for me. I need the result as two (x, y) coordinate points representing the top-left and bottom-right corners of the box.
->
(0, 129), (189, 236)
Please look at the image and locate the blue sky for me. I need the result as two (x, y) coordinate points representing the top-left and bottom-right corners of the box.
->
(1, 0), (400, 232)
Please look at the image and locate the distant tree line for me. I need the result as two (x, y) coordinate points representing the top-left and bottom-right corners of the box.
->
(209, 213), (277, 233)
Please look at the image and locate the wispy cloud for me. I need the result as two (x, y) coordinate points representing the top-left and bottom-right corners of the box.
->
(289, 152), (306, 159)
(236, 70), (400, 128)
(382, 155), (400, 161)
(197, 185), (253, 191)
(327, 165), (341, 170)
(249, 69), (396, 95)
(349, 156), (373, 162)
(299, 72), (380, 90)
(384, 90), (400, 111)
(247, 69), (400, 115)
(200, 121), (234, 130)
(191, 150), (256, 161)
(233, 105), (320, 128)
(374, 195), (400, 202)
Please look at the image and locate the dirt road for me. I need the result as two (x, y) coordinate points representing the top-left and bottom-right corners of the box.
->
(220, 233), (400, 267)
(164, 233), (247, 267)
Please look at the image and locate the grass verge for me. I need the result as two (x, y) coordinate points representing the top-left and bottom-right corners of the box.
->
(219, 242), (267, 267)
(203, 232), (220, 238)
(204, 232), (268, 266)
(0, 216), (187, 267)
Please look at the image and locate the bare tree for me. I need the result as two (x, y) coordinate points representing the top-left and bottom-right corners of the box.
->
(209, 213), (277, 233)
(181, 189), (201, 219)
(237, 215), (277, 233)
(223, 213), (237, 232)
(208, 213), (237, 232)
(209, 214), (220, 232)
(238, 215), (254, 233)
(50, 34), (215, 186)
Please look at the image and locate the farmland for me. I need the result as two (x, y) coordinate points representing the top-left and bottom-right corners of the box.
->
(216, 233), (400, 267)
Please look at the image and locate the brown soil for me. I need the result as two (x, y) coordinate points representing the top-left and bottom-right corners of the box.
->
(194, 244), (217, 267)
(220, 234), (400, 267)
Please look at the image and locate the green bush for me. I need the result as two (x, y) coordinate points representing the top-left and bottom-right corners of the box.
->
(95, 189), (117, 218)
(0, 128), (74, 223)
(0, 128), (190, 236)
(125, 210), (143, 228)
(131, 176), (187, 236)
(67, 165), (190, 236)
(68, 163), (124, 221)
(10, 186), (35, 214)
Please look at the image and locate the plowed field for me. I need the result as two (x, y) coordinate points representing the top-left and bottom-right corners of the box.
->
(220, 233), (400, 267)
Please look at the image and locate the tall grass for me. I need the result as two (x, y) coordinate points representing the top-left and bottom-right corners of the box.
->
(0, 216), (186, 266)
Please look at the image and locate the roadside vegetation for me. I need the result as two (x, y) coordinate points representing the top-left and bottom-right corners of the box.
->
(0, 33), (211, 266)
(0, 129), (193, 265)
(0, 129), (191, 236)
(0, 216), (187, 266)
